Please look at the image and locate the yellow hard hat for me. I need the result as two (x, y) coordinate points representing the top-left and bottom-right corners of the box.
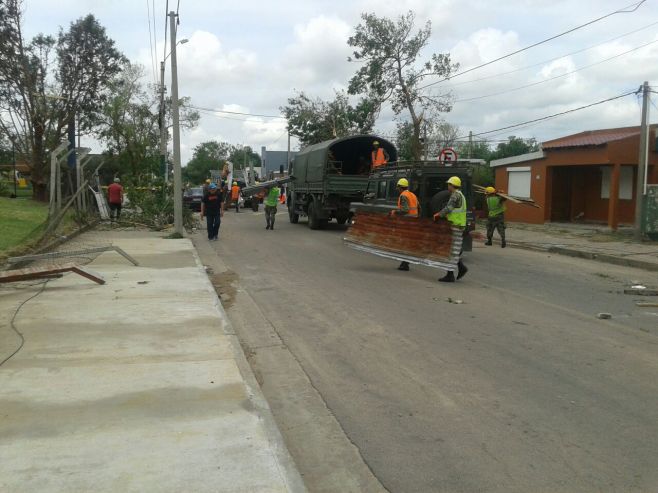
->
(446, 176), (462, 187)
(205, 179), (211, 184)
(397, 178), (409, 188)
(233, 182), (238, 186)
(485, 186), (496, 194)
(373, 140), (380, 146)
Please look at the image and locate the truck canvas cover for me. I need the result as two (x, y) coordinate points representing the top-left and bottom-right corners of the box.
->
(292, 135), (397, 183)
(344, 206), (463, 271)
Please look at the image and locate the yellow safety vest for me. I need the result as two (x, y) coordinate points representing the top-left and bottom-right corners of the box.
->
(447, 191), (467, 227)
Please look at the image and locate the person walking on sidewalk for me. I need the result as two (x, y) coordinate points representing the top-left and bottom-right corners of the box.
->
(485, 186), (506, 247)
(107, 177), (124, 221)
(264, 184), (280, 230)
(230, 182), (241, 212)
(389, 178), (419, 271)
(434, 176), (468, 282)
(201, 183), (224, 241)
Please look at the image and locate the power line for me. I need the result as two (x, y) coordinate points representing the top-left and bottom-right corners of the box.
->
(189, 104), (286, 119)
(163, 0), (169, 61)
(146, 0), (157, 85)
(454, 38), (658, 103)
(419, 0), (647, 90)
(439, 20), (658, 90)
(458, 90), (636, 139)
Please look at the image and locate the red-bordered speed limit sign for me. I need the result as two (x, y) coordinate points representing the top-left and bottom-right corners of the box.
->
(439, 147), (458, 162)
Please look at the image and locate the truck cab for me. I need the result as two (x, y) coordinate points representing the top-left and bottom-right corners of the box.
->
(354, 161), (476, 251)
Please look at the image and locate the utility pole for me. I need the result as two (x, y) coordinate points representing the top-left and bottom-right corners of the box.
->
(468, 131), (473, 159)
(169, 11), (183, 236)
(159, 61), (168, 183)
(634, 81), (650, 241)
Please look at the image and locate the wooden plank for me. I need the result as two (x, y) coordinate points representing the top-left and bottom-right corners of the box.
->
(474, 184), (541, 208)
(0, 263), (105, 285)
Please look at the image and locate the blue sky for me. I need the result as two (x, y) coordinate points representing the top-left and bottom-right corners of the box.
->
(20, 0), (658, 163)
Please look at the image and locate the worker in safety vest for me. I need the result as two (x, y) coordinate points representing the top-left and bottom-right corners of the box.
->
(485, 186), (507, 248)
(264, 185), (280, 230)
(371, 140), (389, 168)
(230, 181), (241, 212)
(390, 178), (419, 271)
(433, 176), (468, 282)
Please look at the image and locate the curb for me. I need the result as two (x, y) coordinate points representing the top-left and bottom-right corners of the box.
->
(189, 238), (308, 493)
(506, 241), (658, 272)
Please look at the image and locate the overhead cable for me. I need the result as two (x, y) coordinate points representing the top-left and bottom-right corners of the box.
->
(457, 90), (636, 138)
(454, 38), (658, 103)
(420, 0), (647, 90)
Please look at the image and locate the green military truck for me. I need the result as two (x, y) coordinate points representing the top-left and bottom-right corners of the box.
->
(287, 135), (397, 229)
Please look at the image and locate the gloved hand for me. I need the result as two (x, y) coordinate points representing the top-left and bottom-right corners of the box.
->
(433, 213), (442, 222)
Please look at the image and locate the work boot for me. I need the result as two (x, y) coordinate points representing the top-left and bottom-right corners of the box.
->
(485, 239), (492, 246)
(457, 261), (468, 280)
(438, 271), (456, 283)
(438, 271), (455, 283)
(398, 261), (410, 271)
(501, 239), (506, 248)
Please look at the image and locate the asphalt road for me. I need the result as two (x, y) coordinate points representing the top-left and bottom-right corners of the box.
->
(208, 209), (658, 493)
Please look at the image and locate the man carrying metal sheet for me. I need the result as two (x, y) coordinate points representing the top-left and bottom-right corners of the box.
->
(434, 176), (468, 282)
(390, 178), (419, 271)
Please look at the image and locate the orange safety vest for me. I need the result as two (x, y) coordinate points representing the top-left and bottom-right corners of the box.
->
(231, 185), (240, 200)
(371, 148), (387, 167)
(398, 190), (419, 217)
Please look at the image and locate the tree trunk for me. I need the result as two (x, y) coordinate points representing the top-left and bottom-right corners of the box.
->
(31, 128), (48, 202)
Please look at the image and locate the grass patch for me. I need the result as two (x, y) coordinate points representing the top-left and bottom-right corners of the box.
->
(0, 196), (49, 257)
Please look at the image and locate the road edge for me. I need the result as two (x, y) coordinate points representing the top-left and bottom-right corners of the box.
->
(189, 239), (308, 493)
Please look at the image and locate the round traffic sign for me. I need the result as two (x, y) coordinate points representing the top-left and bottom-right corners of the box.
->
(439, 147), (458, 162)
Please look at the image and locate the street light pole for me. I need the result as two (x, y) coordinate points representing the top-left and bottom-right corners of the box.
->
(634, 81), (650, 241)
(169, 10), (183, 235)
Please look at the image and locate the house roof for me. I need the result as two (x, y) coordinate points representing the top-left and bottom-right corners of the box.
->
(541, 126), (651, 149)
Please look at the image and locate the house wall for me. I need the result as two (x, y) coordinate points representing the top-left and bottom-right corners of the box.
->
(495, 161), (547, 224)
(494, 131), (658, 225)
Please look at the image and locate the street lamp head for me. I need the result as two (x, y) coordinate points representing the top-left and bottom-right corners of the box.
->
(179, 39), (189, 45)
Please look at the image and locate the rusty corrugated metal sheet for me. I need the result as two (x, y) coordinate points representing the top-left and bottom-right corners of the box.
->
(542, 127), (641, 149)
(344, 211), (462, 271)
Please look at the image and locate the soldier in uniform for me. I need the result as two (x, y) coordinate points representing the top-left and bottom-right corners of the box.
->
(484, 186), (506, 247)
(434, 176), (468, 282)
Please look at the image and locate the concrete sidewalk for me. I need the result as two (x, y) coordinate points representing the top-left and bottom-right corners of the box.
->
(485, 222), (658, 271)
(0, 231), (305, 492)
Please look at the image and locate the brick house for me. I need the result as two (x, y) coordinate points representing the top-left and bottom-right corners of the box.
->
(491, 125), (658, 229)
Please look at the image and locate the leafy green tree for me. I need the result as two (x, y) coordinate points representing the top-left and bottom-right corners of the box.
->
(94, 63), (199, 185)
(490, 136), (539, 161)
(183, 141), (233, 184)
(0, 1), (125, 199)
(229, 145), (261, 171)
(281, 90), (378, 147)
(348, 11), (458, 160)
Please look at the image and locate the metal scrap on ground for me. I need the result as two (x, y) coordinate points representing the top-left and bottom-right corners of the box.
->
(0, 263), (105, 285)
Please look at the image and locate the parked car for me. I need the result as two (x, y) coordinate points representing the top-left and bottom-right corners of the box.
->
(183, 187), (204, 211)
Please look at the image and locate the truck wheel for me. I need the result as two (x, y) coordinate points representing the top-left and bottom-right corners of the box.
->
(288, 197), (299, 224)
(308, 201), (320, 230)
